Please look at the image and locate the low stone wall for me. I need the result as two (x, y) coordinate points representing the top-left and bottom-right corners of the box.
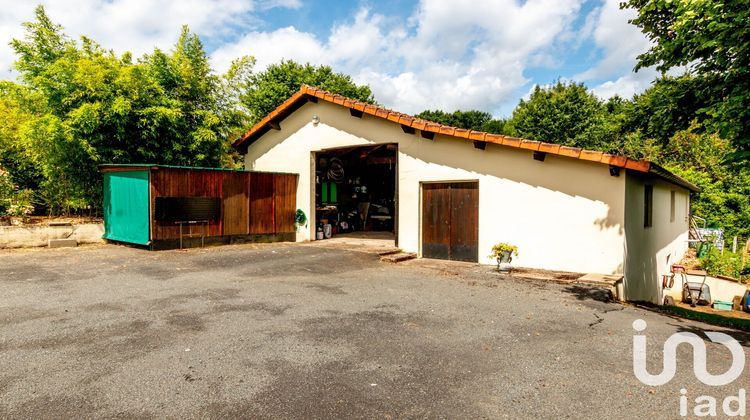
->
(0, 223), (104, 249)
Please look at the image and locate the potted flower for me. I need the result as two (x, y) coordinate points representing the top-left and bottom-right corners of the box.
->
(489, 242), (518, 273)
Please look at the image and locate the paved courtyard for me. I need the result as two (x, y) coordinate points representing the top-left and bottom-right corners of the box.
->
(1, 242), (748, 418)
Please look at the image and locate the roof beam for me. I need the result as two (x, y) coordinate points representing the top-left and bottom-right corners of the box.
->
(609, 165), (621, 177)
(267, 121), (281, 130)
(533, 151), (546, 162)
(420, 130), (435, 140)
(401, 124), (416, 134)
(349, 108), (363, 118)
(473, 140), (486, 150)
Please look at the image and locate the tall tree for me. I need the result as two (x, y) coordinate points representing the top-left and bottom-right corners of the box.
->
(141, 26), (230, 166)
(0, 82), (45, 192)
(623, 75), (705, 147)
(506, 81), (613, 150)
(415, 110), (508, 134)
(241, 60), (374, 123)
(216, 56), (255, 166)
(664, 126), (750, 238)
(10, 6), (71, 88)
(622, 0), (750, 159)
(5, 6), (245, 213)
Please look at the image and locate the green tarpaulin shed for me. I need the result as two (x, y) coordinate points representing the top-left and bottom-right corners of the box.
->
(99, 164), (299, 249)
(102, 170), (150, 245)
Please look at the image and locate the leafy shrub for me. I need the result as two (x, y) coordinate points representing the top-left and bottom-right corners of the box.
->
(5, 189), (34, 219)
(701, 248), (749, 281)
(0, 168), (16, 216)
(0, 177), (34, 220)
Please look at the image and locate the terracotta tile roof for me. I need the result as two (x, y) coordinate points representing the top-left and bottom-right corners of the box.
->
(234, 85), (699, 192)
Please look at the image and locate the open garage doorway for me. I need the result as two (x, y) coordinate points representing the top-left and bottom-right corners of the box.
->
(313, 143), (397, 248)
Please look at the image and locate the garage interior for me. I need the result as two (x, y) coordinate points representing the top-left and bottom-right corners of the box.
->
(314, 144), (397, 244)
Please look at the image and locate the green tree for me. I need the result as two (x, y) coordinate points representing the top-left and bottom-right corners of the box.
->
(660, 125), (750, 239)
(141, 26), (232, 166)
(0, 166), (16, 215)
(506, 81), (614, 150)
(5, 6), (247, 213)
(217, 56), (255, 166)
(623, 75), (705, 147)
(241, 60), (374, 123)
(0, 82), (46, 193)
(415, 109), (508, 134)
(622, 0), (750, 159)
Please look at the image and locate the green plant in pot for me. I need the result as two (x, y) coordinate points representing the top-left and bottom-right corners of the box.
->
(489, 243), (518, 273)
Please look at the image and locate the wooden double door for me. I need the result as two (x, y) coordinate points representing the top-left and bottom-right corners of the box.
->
(421, 181), (479, 262)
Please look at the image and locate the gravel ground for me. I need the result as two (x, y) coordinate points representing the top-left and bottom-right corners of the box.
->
(0, 242), (748, 419)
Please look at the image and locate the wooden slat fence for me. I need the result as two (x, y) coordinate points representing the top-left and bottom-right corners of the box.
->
(150, 168), (298, 240)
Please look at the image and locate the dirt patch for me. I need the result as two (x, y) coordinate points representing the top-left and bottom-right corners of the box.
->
(212, 302), (291, 317)
(512, 267), (585, 281)
(304, 283), (347, 295)
(166, 313), (206, 332)
(209, 310), (486, 419)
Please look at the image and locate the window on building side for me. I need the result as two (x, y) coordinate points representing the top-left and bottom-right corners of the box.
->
(644, 185), (653, 228)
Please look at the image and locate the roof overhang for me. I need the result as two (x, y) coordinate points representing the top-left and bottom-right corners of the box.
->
(233, 85), (701, 193)
(648, 163), (700, 192)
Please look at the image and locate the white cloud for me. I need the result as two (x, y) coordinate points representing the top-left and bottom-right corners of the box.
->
(211, 0), (586, 115)
(588, 0), (651, 77)
(0, 0), (294, 79)
(575, 0), (656, 99)
(210, 27), (326, 72)
(591, 68), (658, 99)
(258, 0), (302, 10)
(0, 0), (664, 115)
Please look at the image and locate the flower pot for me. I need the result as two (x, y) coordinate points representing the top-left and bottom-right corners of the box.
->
(496, 251), (513, 273)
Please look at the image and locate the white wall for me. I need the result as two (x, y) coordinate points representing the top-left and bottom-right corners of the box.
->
(664, 274), (747, 304)
(245, 101), (627, 274)
(624, 172), (691, 303)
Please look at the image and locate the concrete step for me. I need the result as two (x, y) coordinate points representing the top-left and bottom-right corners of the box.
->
(380, 252), (417, 263)
(48, 238), (77, 248)
(376, 248), (403, 256)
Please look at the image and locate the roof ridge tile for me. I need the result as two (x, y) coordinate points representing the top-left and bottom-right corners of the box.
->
(233, 85), (697, 191)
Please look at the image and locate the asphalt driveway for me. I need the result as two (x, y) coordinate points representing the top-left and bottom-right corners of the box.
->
(0, 242), (748, 418)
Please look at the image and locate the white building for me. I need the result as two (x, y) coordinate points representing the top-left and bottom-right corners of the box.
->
(235, 85), (699, 304)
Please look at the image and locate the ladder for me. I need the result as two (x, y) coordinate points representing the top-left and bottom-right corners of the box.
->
(688, 215), (706, 244)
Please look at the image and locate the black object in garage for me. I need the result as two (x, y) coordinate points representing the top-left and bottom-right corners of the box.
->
(155, 197), (222, 222)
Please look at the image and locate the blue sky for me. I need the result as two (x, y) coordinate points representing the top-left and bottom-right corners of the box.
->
(0, 0), (659, 117)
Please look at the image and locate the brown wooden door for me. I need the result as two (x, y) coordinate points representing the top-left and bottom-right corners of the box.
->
(273, 174), (298, 233)
(222, 173), (249, 235)
(249, 172), (275, 234)
(421, 182), (478, 262)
